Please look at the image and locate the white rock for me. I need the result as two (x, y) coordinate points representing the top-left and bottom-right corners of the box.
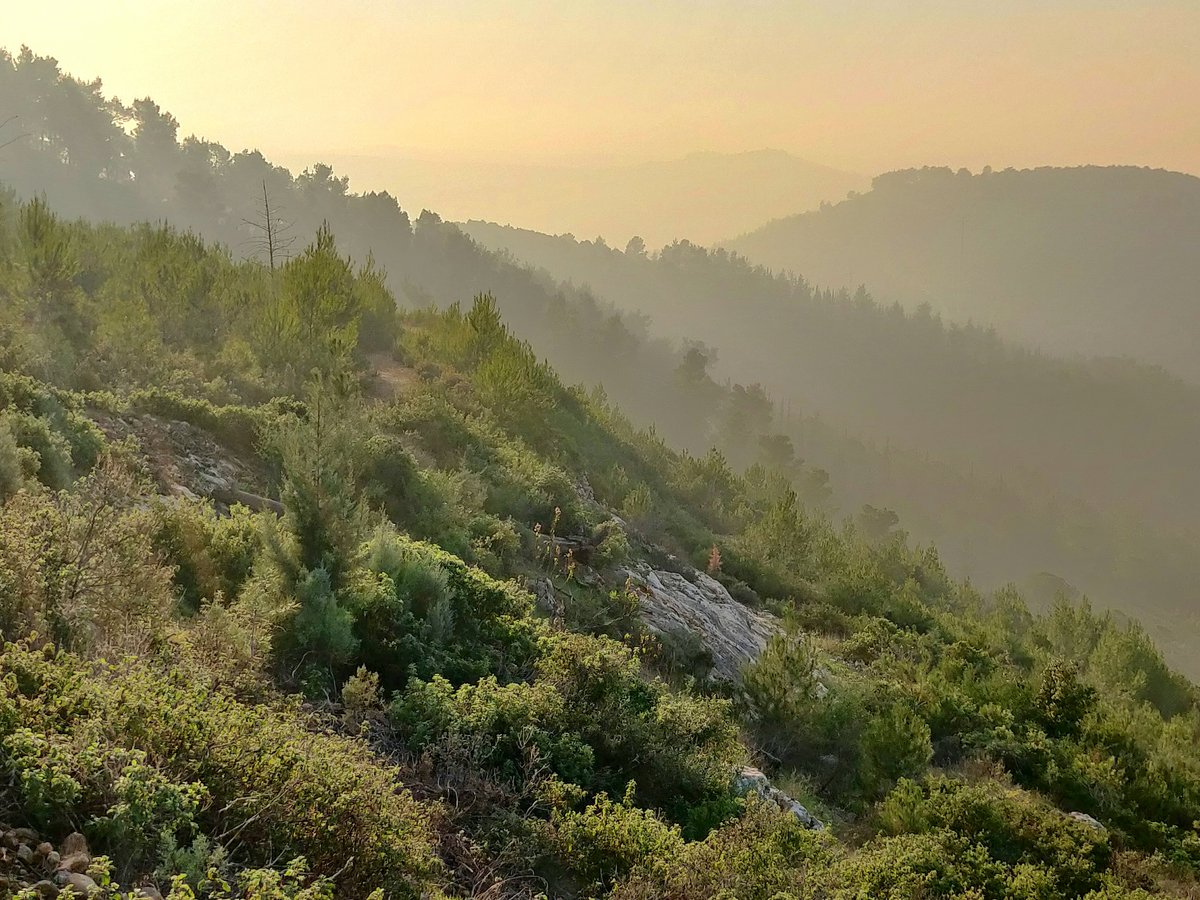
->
(1068, 811), (1106, 831)
(734, 765), (823, 829)
(620, 564), (778, 681)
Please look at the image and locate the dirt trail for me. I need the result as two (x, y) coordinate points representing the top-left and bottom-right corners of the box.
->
(366, 352), (420, 400)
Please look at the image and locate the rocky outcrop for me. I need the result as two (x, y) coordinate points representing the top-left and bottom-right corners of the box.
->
(620, 563), (777, 681)
(1068, 811), (1106, 831)
(90, 411), (277, 514)
(734, 766), (824, 829)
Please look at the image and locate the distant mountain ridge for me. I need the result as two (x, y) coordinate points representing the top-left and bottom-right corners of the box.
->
(726, 165), (1200, 382)
(272, 147), (868, 248)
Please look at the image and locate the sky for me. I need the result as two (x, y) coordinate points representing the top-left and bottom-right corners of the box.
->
(3, 0), (1199, 176)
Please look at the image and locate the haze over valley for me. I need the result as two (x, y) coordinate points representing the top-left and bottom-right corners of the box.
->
(271, 148), (868, 249)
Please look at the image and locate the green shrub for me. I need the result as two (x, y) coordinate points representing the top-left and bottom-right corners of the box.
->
(127, 388), (276, 454)
(152, 500), (261, 610)
(0, 416), (24, 500)
(0, 642), (443, 898)
(391, 675), (596, 787)
(875, 774), (1113, 897)
(355, 527), (542, 689)
(612, 799), (834, 900)
(550, 788), (684, 892)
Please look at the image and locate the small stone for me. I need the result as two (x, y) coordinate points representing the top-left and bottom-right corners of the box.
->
(14, 827), (40, 843)
(60, 833), (88, 858)
(56, 851), (91, 874)
(2, 830), (18, 849)
(32, 880), (60, 898)
(18, 842), (35, 864)
(36, 842), (54, 858)
(45, 850), (61, 869)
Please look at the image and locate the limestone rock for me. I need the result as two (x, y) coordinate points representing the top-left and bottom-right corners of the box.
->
(620, 564), (778, 681)
(734, 765), (823, 830)
(1069, 811), (1106, 831)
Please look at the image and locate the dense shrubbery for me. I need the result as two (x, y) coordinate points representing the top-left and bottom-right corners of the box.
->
(0, 642), (443, 898)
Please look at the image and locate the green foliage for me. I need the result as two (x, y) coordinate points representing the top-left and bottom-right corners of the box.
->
(549, 787), (684, 893)
(612, 799), (834, 900)
(0, 180), (1196, 897)
(257, 225), (362, 389)
(392, 675), (596, 787)
(390, 627), (741, 824)
(354, 526), (541, 689)
(875, 774), (1113, 897)
(1034, 660), (1097, 737)
(0, 642), (442, 898)
(858, 703), (933, 796)
(151, 500), (261, 611)
(0, 415), (27, 500)
(0, 456), (175, 653)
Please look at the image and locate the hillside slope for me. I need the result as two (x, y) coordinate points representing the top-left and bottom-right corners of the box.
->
(463, 220), (1200, 673)
(726, 165), (1200, 382)
(1, 191), (1199, 898)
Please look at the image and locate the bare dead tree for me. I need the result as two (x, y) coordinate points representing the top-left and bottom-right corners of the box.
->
(242, 179), (295, 269)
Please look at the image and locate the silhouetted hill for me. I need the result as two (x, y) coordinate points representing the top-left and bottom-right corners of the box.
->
(726, 165), (1200, 382)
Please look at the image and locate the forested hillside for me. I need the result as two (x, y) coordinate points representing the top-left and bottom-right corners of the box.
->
(5, 45), (1200, 677)
(726, 165), (1200, 382)
(2, 179), (1200, 898)
(462, 220), (1200, 675)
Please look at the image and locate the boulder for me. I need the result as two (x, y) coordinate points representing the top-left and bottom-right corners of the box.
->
(59, 834), (88, 859)
(1068, 811), (1106, 831)
(531, 578), (562, 618)
(56, 852), (91, 874)
(55, 871), (97, 897)
(734, 765), (824, 830)
(620, 564), (778, 681)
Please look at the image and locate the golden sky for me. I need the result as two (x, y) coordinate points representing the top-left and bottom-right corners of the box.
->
(4, 1), (1198, 175)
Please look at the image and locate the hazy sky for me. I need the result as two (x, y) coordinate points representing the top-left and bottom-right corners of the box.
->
(5, 1), (1199, 175)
